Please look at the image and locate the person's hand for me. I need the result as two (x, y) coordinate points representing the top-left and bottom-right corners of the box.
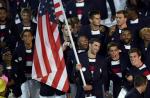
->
(99, 26), (105, 32)
(62, 41), (70, 51)
(76, 64), (82, 70)
(104, 91), (109, 96)
(105, 91), (113, 98)
(126, 75), (133, 82)
(83, 84), (93, 91)
(111, 15), (116, 21)
(66, 93), (72, 98)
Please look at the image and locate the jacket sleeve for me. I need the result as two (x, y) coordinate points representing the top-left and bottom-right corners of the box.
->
(107, 0), (116, 16)
(102, 59), (110, 92)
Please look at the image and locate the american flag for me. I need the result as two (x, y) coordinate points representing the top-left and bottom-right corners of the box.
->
(32, 0), (69, 92)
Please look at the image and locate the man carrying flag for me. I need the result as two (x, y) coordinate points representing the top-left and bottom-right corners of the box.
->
(32, 0), (69, 98)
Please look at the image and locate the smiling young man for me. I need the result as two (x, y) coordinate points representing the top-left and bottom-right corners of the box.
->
(127, 48), (150, 98)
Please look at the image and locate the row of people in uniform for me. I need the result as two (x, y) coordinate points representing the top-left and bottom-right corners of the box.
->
(0, 1), (149, 98)
(0, 17), (149, 98)
(0, 7), (37, 59)
(0, 29), (40, 98)
(68, 9), (150, 67)
(0, 36), (150, 98)
(64, 37), (150, 98)
(0, 0), (150, 23)
(61, 9), (150, 98)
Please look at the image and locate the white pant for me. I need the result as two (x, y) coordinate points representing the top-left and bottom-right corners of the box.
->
(70, 84), (77, 98)
(113, 0), (127, 11)
(101, 1), (117, 27)
(21, 80), (40, 98)
(39, 95), (66, 98)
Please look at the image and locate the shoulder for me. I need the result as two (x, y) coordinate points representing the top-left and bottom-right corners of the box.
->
(125, 88), (140, 98)
(96, 55), (107, 64)
(31, 21), (37, 26)
(96, 55), (105, 60)
(78, 52), (87, 58)
(14, 41), (26, 55)
(80, 25), (91, 31)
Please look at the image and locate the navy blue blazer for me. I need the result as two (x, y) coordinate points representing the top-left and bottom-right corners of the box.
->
(125, 88), (143, 98)
(12, 41), (34, 84)
(129, 64), (150, 98)
(65, 0), (90, 25)
(139, 41), (150, 68)
(75, 52), (108, 98)
(106, 53), (131, 98)
(127, 17), (150, 43)
(16, 21), (37, 36)
(86, 0), (116, 20)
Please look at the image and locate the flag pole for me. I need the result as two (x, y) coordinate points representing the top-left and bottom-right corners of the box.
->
(59, 0), (86, 86)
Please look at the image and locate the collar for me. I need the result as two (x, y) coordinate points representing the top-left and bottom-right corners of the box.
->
(130, 18), (139, 24)
(139, 64), (146, 70)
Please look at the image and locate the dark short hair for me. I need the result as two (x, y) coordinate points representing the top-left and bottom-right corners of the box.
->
(126, 7), (138, 15)
(128, 48), (141, 56)
(121, 28), (131, 34)
(1, 47), (11, 55)
(116, 10), (128, 18)
(134, 75), (147, 87)
(89, 10), (100, 19)
(89, 38), (101, 44)
(21, 8), (32, 15)
(77, 35), (88, 43)
(67, 17), (80, 28)
(107, 42), (119, 51)
(20, 29), (33, 38)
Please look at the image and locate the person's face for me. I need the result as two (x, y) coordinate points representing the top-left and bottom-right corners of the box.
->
(22, 31), (33, 44)
(2, 51), (12, 62)
(62, 25), (72, 41)
(63, 25), (72, 36)
(143, 30), (150, 41)
(89, 42), (100, 55)
(73, 22), (81, 33)
(121, 31), (132, 44)
(78, 36), (88, 49)
(116, 13), (127, 26)
(21, 12), (31, 23)
(0, 9), (7, 22)
(108, 46), (120, 59)
(90, 14), (101, 26)
(127, 10), (136, 20)
(129, 52), (141, 67)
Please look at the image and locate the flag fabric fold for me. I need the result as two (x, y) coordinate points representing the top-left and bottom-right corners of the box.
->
(32, 0), (69, 92)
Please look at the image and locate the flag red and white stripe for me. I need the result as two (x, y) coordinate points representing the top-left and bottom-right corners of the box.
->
(32, 0), (69, 92)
